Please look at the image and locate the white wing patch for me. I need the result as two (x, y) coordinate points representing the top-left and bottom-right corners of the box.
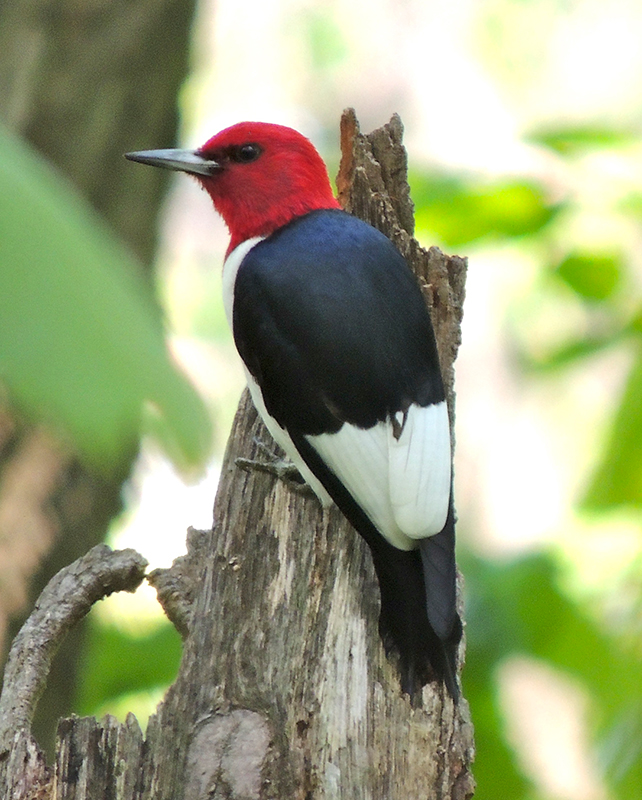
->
(308, 420), (403, 544)
(307, 401), (451, 551)
(387, 401), (451, 538)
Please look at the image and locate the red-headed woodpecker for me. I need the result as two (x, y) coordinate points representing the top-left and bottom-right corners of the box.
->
(126, 122), (462, 700)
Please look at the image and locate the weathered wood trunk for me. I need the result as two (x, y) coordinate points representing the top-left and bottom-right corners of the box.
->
(0, 111), (475, 799)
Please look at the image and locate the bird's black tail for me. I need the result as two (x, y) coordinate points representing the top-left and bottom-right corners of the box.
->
(370, 520), (461, 702)
(417, 499), (461, 700)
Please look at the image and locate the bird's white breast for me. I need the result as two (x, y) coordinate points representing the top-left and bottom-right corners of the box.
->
(222, 237), (265, 328)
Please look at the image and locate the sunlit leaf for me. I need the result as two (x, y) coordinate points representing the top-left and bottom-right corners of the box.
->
(529, 125), (637, 155)
(583, 345), (642, 510)
(411, 172), (560, 247)
(0, 126), (212, 473)
(554, 252), (622, 301)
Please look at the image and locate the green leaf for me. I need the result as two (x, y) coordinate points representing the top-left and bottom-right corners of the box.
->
(554, 252), (622, 301)
(411, 172), (559, 247)
(583, 345), (642, 510)
(0, 126), (211, 473)
(528, 125), (637, 155)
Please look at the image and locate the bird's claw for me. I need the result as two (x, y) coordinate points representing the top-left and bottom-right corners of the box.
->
(235, 449), (314, 497)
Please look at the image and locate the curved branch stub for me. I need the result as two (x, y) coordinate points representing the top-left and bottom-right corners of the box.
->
(0, 545), (147, 756)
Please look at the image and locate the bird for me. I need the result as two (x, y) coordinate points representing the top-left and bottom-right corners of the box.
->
(126, 121), (462, 700)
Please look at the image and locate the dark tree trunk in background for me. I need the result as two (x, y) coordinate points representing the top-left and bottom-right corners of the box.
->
(0, 110), (476, 799)
(0, 0), (198, 754)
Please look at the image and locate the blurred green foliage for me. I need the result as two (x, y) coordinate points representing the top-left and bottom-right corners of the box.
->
(464, 550), (642, 799)
(412, 173), (561, 246)
(528, 124), (639, 155)
(0, 125), (212, 475)
(586, 352), (642, 512)
(76, 615), (183, 719)
(554, 251), (622, 302)
(413, 121), (642, 799)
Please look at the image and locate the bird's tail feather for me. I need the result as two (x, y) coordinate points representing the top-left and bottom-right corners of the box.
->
(371, 544), (461, 701)
(418, 499), (461, 699)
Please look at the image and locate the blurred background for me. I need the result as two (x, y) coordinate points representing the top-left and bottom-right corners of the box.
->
(1, 0), (642, 798)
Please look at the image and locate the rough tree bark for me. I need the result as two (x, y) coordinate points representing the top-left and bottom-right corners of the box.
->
(0, 110), (475, 799)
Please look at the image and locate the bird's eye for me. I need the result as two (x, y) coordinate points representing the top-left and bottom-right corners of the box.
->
(232, 143), (262, 164)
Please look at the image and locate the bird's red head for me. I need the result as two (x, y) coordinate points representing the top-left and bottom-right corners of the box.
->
(126, 122), (341, 254)
(196, 123), (340, 251)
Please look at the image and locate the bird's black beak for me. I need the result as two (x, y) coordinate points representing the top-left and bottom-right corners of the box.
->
(124, 148), (221, 177)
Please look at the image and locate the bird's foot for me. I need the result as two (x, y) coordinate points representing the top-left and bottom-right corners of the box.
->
(235, 441), (314, 497)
